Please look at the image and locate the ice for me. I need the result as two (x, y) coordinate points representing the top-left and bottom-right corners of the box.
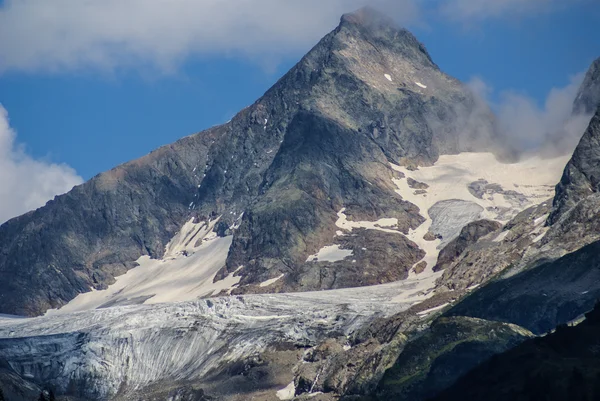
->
(0, 277), (444, 399)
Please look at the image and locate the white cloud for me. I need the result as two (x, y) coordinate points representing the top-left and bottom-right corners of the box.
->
(468, 73), (593, 156)
(0, 105), (83, 223)
(439, 0), (561, 22)
(0, 0), (420, 74)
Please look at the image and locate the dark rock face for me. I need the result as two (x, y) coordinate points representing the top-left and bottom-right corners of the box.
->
(236, 228), (425, 294)
(434, 219), (502, 272)
(0, 8), (499, 316)
(377, 316), (532, 401)
(434, 303), (600, 401)
(573, 58), (600, 115)
(445, 240), (600, 335)
(550, 107), (600, 224)
(407, 178), (428, 190)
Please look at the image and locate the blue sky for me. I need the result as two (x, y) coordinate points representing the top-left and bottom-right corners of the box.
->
(0, 0), (599, 222)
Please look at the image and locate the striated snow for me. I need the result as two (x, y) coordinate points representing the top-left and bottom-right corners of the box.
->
(46, 218), (236, 315)
(0, 276), (442, 399)
(0, 314), (25, 322)
(306, 244), (353, 262)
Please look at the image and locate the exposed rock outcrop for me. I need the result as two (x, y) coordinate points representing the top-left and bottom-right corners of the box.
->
(377, 316), (532, 401)
(573, 58), (600, 115)
(434, 303), (600, 401)
(434, 219), (502, 272)
(550, 106), (600, 223)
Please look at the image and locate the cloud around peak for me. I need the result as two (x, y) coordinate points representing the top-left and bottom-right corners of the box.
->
(467, 72), (593, 157)
(0, 0), (419, 75)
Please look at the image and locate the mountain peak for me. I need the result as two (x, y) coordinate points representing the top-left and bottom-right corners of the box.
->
(340, 6), (397, 29)
(329, 7), (436, 70)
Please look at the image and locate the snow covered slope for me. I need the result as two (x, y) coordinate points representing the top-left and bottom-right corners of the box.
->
(390, 152), (569, 273)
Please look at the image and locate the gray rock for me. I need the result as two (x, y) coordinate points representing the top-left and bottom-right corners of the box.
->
(573, 57), (600, 115)
(434, 220), (502, 272)
(377, 316), (532, 401)
(445, 239), (600, 335)
(407, 178), (429, 190)
(549, 106), (600, 223)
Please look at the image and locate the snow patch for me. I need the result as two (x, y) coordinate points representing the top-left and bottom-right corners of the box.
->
(492, 230), (510, 243)
(306, 244), (353, 263)
(532, 227), (549, 243)
(335, 209), (399, 234)
(384, 74), (392, 82)
(417, 303), (449, 316)
(415, 81), (427, 89)
(276, 381), (296, 400)
(259, 274), (285, 288)
(390, 152), (567, 281)
(534, 213), (549, 226)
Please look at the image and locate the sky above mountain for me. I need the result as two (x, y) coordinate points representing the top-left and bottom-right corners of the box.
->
(0, 0), (599, 223)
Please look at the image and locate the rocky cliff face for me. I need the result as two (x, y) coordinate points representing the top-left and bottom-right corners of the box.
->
(573, 58), (600, 115)
(0, 7), (499, 316)
(434, 303), (600, 401)
(434, 219), (502, 272)
(549, 107), (600, 224)
(377, 316), (532, 401)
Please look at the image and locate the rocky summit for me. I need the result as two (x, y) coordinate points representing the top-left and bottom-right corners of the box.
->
(1, 6), (600, 401)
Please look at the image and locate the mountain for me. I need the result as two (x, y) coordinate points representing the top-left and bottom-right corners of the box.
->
(0, 7), (500, 317)
(550, 106), (600, 223)
(2, 7), (600, 401)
